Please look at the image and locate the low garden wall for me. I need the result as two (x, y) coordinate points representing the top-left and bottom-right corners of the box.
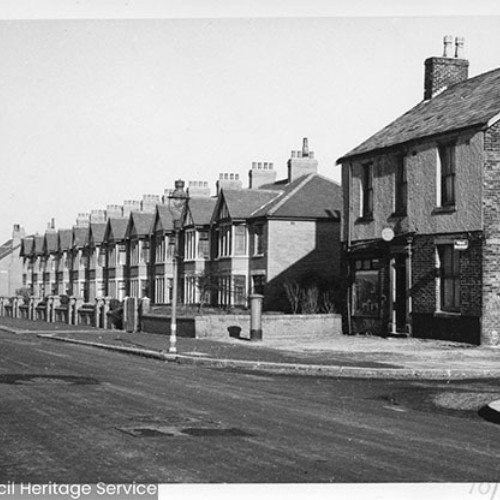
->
(196, 313), (342, 340)
(140, 315), (196, 337)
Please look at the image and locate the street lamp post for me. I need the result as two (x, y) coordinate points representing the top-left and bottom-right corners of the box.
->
(169, 220), (181, 353)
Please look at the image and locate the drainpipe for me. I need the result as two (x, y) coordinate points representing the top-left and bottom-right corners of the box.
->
(406, 235), (413, 336)
(346, 162), (353, 335)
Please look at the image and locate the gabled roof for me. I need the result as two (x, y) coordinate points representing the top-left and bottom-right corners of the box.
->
(20, 237), (34, 257)
(58, 229), (73, 252)
(338, 67), (500, 162)
(44, 231), (58, 254)
(88, 222), (107, 246)
(183, 197), (217, 227)
(212, 174), (341, 222)
(153, 205), (181, 233)
(33, 235), (45, 256)
(126, 212), (154, 239)
(73, 226), (89, 249)
(215, 189), (279, 222)
(250, 174), (342, 219)
(104, 217), (129, 243)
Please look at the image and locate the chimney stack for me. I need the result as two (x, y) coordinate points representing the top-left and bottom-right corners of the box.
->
(248, 161), (277, 189)
(424, 36), (469, 100)
(216, 173), (243, 195)
(75, 213), (90, 228)
(90, 210), (106, 223)
(106, 204), (123, 218)
(141, 194), (160, 213)
(287, 137), (318, 183)
(187, 180), (211, 198)
(123, 200), (141, 217)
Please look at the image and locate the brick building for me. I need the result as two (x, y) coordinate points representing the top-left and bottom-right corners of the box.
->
(210, 139), (342, 311)
(0, 224), (25, 297)
(13, 138), (342, 314)
(338, 36), (500, 345)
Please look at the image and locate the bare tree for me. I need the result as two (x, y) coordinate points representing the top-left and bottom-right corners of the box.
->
(284, 280), (301, 314)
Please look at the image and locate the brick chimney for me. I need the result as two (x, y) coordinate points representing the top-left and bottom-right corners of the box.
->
(123, 200), (141, 217)
(75, 213), (90, 228)
(248, 162), (277, 189)
(287, 138), (318, 183)
(216, 173), (243, 195)
(187, 180), (211, 198)
(90, 210), (106, 223)
(424, 36), (469, 100)
(106, 204), (123, 218)
(141, 194), (160, 213)
(12, 224), (25, 245)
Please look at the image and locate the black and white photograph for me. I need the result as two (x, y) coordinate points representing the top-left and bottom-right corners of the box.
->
(1, 1), (500, 499)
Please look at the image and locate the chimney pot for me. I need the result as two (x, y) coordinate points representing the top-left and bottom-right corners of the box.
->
(455, 36), (465, 58)
(443, 35), (453, 57)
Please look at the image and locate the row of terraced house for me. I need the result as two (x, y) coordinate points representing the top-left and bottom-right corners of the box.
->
(4, 37), (500, 346)
(13, 139), (342, 313)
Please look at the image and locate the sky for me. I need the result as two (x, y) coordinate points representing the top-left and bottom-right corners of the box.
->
(2, 1), (500, 243)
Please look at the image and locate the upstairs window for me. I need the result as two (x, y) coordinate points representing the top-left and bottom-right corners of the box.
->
(155, 237), (165, 263)
(438, 144), (456, 207)
(394, 155), (407, 215)
(234, 225), (247, 256)
(198, 231), (209, 259)
(217, 225), (232, 257)
(253, 225), (265, 256)
(362, 163), (374, 218)
(184, 230), (196, 260)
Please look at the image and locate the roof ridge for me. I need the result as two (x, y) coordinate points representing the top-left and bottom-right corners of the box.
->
(266, 174), (315, 217)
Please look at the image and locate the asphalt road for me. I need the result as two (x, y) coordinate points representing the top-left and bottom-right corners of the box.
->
(1, 331), (500, 483)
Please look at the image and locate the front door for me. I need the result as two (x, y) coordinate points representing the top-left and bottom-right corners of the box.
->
(394, 255), (407, 332)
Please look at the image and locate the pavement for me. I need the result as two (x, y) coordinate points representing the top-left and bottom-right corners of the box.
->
(3, 316), (500, 385)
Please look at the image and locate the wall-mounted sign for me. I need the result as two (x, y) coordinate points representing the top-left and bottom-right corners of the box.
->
(381, 227), (395, 242)
(454, 239), (469, 251)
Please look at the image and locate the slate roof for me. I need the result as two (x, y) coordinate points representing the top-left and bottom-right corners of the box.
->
(44, 231), (58, 253)
(184, 197), (217, 226)
(216, 174), (342, 221)
(251, 174), (342, 219)
(89, 223), (107, 246)
(220, 189), (279, 220)
(33, 235), (45, 256)
(0, 239), (14, 261)
(20, 237), (34, 257)
(154, 205), (181, 233)
(338, 67), (500, 161)
(127, 212), (155, 238)
(104, 218), (129, 243)
(58, 229), (73, 252)
(73, 227), (89, 248)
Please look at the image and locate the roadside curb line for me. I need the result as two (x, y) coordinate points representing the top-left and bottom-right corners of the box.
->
(0, 325), (32, 335)
(37, 334), (500, 380)
(37, 334), (176, 362)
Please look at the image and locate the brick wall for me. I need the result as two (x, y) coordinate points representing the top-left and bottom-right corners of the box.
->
(482, 121), (500, 345)
(265, 219), (341, 311)
(195, 313), (342, 340)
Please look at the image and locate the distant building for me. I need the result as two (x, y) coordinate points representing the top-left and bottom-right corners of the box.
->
(0, 224), (26, 296)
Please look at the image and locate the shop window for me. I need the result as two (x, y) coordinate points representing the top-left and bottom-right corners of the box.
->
(352, 258), (380, 317)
